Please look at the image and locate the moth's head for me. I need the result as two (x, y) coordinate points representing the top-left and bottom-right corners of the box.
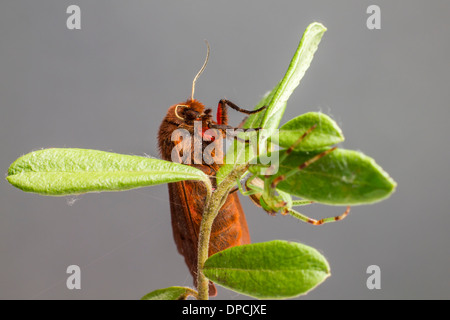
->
(168, 99), (205, 125)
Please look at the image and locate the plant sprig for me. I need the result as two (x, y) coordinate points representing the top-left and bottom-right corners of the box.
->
(6, 22), (396, 300)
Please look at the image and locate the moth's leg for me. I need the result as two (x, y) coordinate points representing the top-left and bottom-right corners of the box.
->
(216, 99), (266, 125)
(209, 123), (261, 144)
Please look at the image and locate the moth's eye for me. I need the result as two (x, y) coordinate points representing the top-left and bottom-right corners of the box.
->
(185, 109), (200, 121)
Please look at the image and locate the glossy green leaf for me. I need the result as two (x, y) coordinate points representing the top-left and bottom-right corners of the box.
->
(259, 22), (327, 136)
(250, 148), (397, 205)
(242, 82), (281, 130)
(141, 286), (197, 300)
(215, 141), (253, 187)
(272, 112), (344, 151)
(217, 23), (327, 184)
(7, 148), (209, 196)
(203, 240), (330, 299)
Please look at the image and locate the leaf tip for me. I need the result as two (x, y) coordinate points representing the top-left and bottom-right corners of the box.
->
(308, 22), (327, 34)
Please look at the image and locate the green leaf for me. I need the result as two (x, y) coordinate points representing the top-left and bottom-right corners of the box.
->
(242, 82), (281, 130)
(203, 240), (330, 299)
(215, 143), (253, 187)
(141, 286), (197, 300)
(258, 22), (327, 135)
(272, 112), (344, 151)
(250, 148), (397, 205)
(6, 148), (209, 196)
(217, 22), (327, 184)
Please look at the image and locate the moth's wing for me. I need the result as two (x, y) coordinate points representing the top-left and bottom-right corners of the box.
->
(231, 192), (251, 245)
(208, 192), (251, 256)
(168, 181), (217, 296)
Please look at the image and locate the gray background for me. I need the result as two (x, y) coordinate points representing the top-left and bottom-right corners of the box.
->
(1, 1), (449, 300)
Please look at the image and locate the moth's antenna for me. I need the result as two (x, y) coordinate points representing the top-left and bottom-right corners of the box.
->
(191, 40), (210, 101)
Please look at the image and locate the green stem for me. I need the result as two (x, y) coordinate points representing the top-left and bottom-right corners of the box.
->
(180, 287), (200, 300)
(196, 164), (248, 300)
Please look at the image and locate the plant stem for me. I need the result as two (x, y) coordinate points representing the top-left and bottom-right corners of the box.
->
(196, 164), (248, 300)
(180, 287), (200, 300)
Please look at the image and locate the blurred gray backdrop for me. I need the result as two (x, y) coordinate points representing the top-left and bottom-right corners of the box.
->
(1, 1), (449, 300)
